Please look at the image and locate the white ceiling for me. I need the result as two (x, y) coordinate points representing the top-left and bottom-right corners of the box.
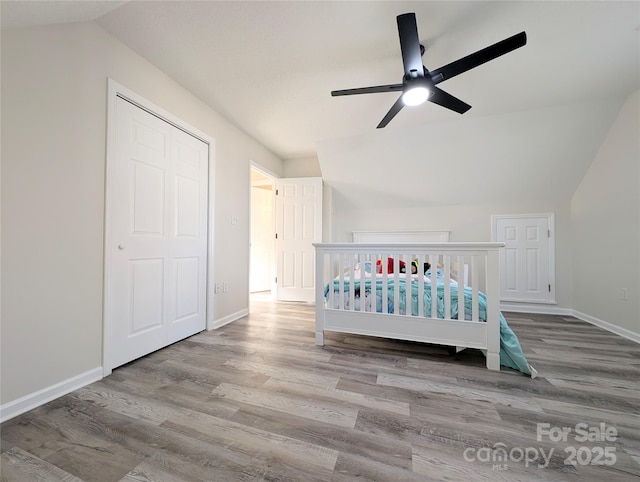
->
(3, 1), (637, 162)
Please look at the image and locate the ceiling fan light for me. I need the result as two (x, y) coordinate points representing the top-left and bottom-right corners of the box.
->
(402, 86), (430, 106)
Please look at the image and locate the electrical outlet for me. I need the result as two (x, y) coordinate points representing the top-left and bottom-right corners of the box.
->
(621, 288), (628, 301)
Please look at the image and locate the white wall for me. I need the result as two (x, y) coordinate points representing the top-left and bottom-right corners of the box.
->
(571, 91), (640, 336)
(1, 22), (282, 407)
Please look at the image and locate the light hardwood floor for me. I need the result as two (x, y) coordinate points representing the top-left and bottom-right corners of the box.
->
(2, 296), (639, 481)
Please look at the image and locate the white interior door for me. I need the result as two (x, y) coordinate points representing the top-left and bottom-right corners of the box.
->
(275, 177), (322, 302)
(493, 214), (554, 303)
(108, 97), (208, 369)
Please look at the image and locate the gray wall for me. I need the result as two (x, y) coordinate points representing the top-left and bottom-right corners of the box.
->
(283, 157), (321, 178)
(1, 22), (283, 405)
(571, 91), (640, 335)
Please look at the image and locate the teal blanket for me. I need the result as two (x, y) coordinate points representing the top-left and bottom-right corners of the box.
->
(325, 276), (534, 376)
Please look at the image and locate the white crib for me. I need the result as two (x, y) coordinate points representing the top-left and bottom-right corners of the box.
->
(313, 233), (505, 371)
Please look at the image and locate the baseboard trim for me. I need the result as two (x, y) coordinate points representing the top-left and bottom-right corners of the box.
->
(0, 367), (103, 423)
(572, 310), (640, 344)
(1, 309), (249, 423)
(209, 308), (249, 330)
(500, 302), (572, 316)
(501, 303), (639, 344)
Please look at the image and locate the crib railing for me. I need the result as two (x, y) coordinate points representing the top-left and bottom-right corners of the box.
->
(313, 242), (505, 370)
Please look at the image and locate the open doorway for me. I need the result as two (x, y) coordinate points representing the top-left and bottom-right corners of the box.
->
(250, 165), (276, 299)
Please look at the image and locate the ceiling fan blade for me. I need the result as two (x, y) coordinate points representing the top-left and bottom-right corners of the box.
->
(429, 31), (526, 84)
(397, 13), (424, 79)
(331, 84), (403, 96)
(377, 96), (405, 129)
(428, 86), (472, 114)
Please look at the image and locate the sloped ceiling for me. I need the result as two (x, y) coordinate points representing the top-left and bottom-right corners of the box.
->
(0, 0), (127, 27)
(2, 1), (639, 207)
(93, 1), (638, 158)
(317, 98), (626, 208)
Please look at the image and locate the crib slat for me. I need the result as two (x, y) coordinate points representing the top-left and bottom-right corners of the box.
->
(339, 254), (345, 310)
(367, 254), (378, 312)
(328, 253), (334, 309)
(381, 254), (388, 314)
(402, 254), (411, 317)
(430, 254), (438, 318)
(457, 255), (465, 322)
(358, 253), (365, 312)
(326, 253), (333, 309)
(443, 255), (451, 320)
(393, 255), (400, 315)
(471, 255), (479, 321)
(417, 254), (424, 317)
(348, 254), (355, 311)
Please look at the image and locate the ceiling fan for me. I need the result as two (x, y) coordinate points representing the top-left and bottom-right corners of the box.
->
(331, 13), (527, 128)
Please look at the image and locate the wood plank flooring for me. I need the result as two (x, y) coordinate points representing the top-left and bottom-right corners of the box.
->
(2, 296), (639, 481)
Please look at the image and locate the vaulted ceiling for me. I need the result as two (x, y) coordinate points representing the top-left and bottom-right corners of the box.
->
(3, 1), (639, 207)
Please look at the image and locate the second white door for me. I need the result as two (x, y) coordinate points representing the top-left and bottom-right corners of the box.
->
(493, 214), (554, 304)
(275, 177), (322, 302)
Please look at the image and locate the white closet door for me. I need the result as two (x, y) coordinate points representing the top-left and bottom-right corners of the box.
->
(109, 97), (208, 369)
(275, 177), (322, 302)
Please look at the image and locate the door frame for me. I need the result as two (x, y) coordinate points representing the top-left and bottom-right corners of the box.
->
(103, 79), (216, 376)
(249, 161), (278, 296)
(491, 213), (556, 305)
